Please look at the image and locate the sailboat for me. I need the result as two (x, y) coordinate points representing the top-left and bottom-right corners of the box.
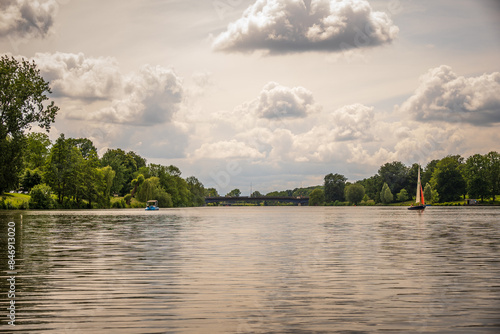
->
(408, 167), (426, 211)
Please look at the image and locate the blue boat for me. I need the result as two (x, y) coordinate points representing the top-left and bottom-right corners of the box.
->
(145, 200), (159, 211)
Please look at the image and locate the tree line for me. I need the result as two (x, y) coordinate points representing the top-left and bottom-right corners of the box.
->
(314, 154), (500, 206)
(0, 55), (206, 209)
(7, 132), (207, 209)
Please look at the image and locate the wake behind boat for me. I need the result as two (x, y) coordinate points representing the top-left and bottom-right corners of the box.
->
(408, 167), (426, 211)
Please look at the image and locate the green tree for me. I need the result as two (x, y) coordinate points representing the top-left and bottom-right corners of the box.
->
(24, 132), (51, 170)
(378, 161), (409, 195)
(101, 149), (145, 196)
(424, 183), (433, 204)
(227, 189), (241, 197)
(396, 188), (409, 202)
(29, 183), (54, 209)
(206, 188), (219, 197)
(465, 154), (489, 201)
(380, 183), (393, 204)
(98, 166), (115, 208)
(186, 176), (205, 206)
(43, 134), (83, 204)
(20, 168), (43, 191)
(251, 190), (263, 197)
(324, 173), (347, 203)
(345, 183), (365, 205)
(422, 160), (439, 189)
(0, 56), (59, 193)
(431, 155), (466, 202)
(358, 175), (383, 203)
(137, 177), (173, 207)
(486, 151), (500, 200)
(309, 188), (325, 206)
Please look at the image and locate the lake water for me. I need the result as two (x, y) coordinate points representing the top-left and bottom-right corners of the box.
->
(1, 206), (500, 333)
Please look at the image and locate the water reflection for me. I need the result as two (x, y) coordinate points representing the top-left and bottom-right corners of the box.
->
(1, 207), (499, 333)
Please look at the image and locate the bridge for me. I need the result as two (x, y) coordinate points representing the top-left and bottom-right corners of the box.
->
(205, 196), (309, 206)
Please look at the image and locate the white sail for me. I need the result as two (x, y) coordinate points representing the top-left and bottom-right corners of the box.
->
(416, 167), (421, 204)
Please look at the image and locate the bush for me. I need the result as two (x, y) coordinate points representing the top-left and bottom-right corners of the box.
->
(396, 189), (409, 202)
(29, 184), (54, 209)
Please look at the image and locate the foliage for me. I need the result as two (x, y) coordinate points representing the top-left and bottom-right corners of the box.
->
(431, 155), (466, 202)
(0, 56), (59, 194)
(21, 168), (43, 191)
(186, 176), (205, 206)
(486, 151), (500, 200)
(424, 183), (433, 204)
(465, 154), (489, 201)
(24, 132), (51, 170)
(101, 149), (145, 196)
(29, 183), (54, 209)
(136, 176), (173, 207)
(396, 188), (409, 202)
(324, 173), (347, 203)
(309, 189), (325, 206)
(251, 190), (263, 197)
(226, 188), (241, 197)
(345, 183), (365, 205)
(206, 188), (219, 197)
(357, 175), (382, 203)
(43, 134), (84, 204)
(378, 161), (409, 195)
(380, 183), (393, 204)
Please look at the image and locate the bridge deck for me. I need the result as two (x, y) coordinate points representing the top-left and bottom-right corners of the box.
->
(205, 196), (309, 204)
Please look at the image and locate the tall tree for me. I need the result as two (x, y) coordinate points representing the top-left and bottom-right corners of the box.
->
(486, 151), (500, 200)
(324, 173), (347, 203)
(186, 176), (205, 206)
(345, 183), (365, 205)
(309, 189), (325, 206)
(358, 175), (383, 203)
(431, 155), (466, 202)
(378, 161), (409, 195)
(24, 132), (51, 170)
(465, 154), (489, 201)
(0, 56), (59, 193)
(43, 134), (83, 204)
(380, 183), (393, 204)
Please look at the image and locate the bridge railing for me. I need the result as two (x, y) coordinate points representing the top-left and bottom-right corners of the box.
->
(204, 196), (309, 205)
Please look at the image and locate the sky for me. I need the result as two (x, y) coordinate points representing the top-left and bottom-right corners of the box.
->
(1, 0), (500, 195)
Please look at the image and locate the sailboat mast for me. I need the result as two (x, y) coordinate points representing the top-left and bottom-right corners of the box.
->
(416, 167), (421, 204)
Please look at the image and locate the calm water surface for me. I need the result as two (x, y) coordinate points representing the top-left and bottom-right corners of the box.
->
(1, 206), (499, 333)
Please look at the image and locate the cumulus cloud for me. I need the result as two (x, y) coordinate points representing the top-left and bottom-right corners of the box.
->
(398, 65), (500, 125)
(331, 103), (374, 140)
(192, 140), (265, 159)
(238, 82), (319, 120)
(0, 0), (58, 39)
(95, 65), (183, 125)
(33, 52), (184, 126)
(34, 52), (123, 100)
(212, 0), (398, 54)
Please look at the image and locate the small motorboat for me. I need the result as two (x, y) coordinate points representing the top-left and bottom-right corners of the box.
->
(145, 200), (159, 211)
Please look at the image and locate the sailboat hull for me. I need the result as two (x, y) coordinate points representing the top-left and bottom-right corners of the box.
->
(408, 205), (426, 211)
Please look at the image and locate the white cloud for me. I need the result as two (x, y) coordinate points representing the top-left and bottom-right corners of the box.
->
(33, 52), (184, 126)
(331, 103), (374, 141)
(34, 52), (123, 100)
(96, 64), (183, 125)
(212, 0), (398, 54)
(255, 81), (318, 119)
(0, 0), (59, 39)
(192, 140), (265, 159)
(398, 65), (500, 125)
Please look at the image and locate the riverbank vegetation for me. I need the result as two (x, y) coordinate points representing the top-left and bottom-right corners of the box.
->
(245, 153), (500, 207)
